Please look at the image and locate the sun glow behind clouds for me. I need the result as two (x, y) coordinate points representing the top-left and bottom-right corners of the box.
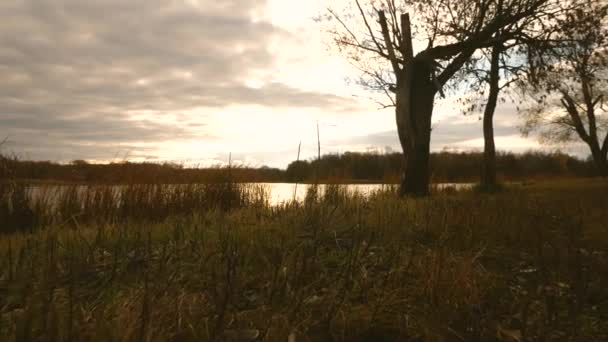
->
(154, 99), (408, 167)
(0, 0), (560, 166)
(171, 1), (581, 165)
(164, 1), (386, 166)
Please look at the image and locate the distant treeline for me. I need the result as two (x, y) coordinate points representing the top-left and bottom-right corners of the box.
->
(286, 150), (596, 183)
(1, 150), (596, 184)
(2, 158), (284, 184)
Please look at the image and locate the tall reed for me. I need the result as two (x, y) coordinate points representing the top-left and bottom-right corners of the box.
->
(3, 181), (269, 233)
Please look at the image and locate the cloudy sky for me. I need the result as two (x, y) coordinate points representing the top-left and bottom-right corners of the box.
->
(0, 0), (584, 167)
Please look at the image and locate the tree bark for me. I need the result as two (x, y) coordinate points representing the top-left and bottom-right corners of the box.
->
(602, 133), (608, 177)
(589, 142), (608, 177)
(481, 45), (501, 189)
(396, 58), (437, 197)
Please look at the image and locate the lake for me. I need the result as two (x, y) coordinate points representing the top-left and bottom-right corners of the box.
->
(26, 182), (474, 207)
(255, 183), (472, 205)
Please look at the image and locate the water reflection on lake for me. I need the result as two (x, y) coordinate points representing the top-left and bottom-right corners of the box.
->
(261, 183), (390, 205)
(260, 183), (472, 205)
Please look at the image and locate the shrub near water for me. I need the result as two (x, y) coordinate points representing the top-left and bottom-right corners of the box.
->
(1, 181), (607, 341)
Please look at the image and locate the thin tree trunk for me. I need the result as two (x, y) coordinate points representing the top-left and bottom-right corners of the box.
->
(482, 45), (501, 189)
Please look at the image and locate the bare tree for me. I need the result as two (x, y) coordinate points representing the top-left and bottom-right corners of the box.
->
(459, 38), (544, 190)
(458, 1), (588, 189)
(328, 0), (570, 196)
(455, 43), (521, 190)
(473, 44), (508, 190)
(522, 1), (608, 176)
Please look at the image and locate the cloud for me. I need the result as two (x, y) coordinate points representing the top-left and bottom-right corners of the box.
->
(0, 0), (356, 161)
(2, 0), (575, 167)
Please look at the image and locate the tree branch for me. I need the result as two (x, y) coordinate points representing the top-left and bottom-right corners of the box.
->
(581, 74), (599, 141)
(335, 37), (391, 58)
(561, 91), (591, 143)
(437, 47), (477, 86)
(355, 0), (387, 58)
(329, 8), (392, 61)
(378, 10), (402, 75)
(421, 0), (548, 61)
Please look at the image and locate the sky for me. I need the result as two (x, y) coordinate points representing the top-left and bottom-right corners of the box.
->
(0, 0), (587, 168)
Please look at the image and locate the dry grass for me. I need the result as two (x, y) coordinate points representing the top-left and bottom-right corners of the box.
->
(1, 182), (268, 234)
(0, 179), (607, 341)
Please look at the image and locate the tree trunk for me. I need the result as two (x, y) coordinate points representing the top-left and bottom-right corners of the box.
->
(396, 59), (436, 197)
(481, 45), (501, 190)
(589, 143), (608, 177)
(599, 157), (608, 177)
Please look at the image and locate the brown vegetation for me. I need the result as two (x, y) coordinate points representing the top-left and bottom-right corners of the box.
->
(0, 180), (607, 340)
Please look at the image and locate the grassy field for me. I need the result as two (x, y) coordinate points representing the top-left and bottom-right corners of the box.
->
(0, 179), (607, 341)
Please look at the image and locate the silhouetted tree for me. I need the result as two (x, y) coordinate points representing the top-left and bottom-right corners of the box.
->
(327, 0), (569, 196)
(522, 1), (608, 176)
